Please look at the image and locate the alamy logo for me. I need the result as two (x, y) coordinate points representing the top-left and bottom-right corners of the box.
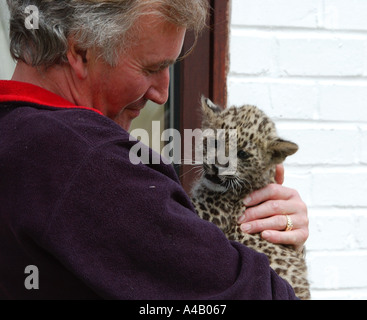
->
(24, 265), (39, 290)
(129, 122), (238, 176)
(24, 5), (39, 30)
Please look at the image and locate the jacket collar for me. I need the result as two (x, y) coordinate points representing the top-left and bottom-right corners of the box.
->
(0, 80), (103, 115)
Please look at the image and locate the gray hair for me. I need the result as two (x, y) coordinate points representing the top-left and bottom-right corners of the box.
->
(6, 0), (209, 67)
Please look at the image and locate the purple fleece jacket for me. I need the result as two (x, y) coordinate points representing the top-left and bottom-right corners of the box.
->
(0, 80), (297, 300)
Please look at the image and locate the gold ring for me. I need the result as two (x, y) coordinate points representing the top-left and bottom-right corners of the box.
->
(285, 215), (293, 232)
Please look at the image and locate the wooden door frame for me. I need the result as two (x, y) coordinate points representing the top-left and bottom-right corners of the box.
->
(177, 0), (231, 192)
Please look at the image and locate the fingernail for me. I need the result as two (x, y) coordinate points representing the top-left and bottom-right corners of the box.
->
(240, 223), (252, 233)
(238, 215), (246, 224)
(262, 231), (271, 239)
(243, 196), (252, 206)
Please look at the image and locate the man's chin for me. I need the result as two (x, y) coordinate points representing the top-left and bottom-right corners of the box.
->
(113, 100), (147, 130)
(126, 108), (142, 119)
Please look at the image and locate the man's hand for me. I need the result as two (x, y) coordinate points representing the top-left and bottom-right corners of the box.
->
(238, 165), (309, 252)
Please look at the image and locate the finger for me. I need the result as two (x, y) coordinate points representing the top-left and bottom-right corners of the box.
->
(240, 213), (303, 234)
(241, 199), (300, 223)
(275, 164), (284, 185)
(243, 184), (298, 207)
(240, 215), (288, 234)
(261, 229), (309, 251)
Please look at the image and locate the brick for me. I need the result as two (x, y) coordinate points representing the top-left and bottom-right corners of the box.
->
(306, 209), (367, 256)
(227, 79), (318, 120)
(360, 127), (367, 164)
(311, 289), (367, 300)
(311, 169), (367, 207)
(277, 35), (365, 76)
(231, 0), (320, 28)
(319, 83), (367, 122)
(276, 124), (359, 165)
(307, 251), (367, 289)
(307, 209), (355, 251)
(227, 79), (271, 110)
(282, 169), (312, 206)
(229, 31), (275, 76)
(324, 0), (367, 30)
(269, 82), (318, 120)
(354, 212), (367, 249)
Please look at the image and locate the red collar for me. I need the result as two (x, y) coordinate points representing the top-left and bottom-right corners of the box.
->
(0, 80), (103, 115)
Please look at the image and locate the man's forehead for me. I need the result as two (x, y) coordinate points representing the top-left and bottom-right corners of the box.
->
(128, 15), (186, 69)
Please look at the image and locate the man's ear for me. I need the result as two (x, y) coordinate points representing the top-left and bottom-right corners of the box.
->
(268, 138), (298, 165)
(66, 38), (89, 80)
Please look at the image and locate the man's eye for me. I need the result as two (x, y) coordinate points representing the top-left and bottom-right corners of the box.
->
(144, 67), (164, 76)
(144, 69), (157, 75)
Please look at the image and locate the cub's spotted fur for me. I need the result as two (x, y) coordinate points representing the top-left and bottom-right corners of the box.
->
(190, 97), (310, 300)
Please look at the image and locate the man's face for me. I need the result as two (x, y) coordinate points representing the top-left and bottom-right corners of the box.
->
(87, 16), (186, 130)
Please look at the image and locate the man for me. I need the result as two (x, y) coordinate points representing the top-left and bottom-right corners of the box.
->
(0, 0), (308, 299)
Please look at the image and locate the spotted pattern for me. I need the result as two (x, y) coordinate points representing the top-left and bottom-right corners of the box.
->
(190, 97), (310, 300)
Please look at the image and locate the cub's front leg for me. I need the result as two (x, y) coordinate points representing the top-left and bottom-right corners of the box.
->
(226, 224), (311, 300)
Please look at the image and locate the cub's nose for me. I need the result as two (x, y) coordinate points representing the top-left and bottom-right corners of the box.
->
(211, 164), (219, 175)
(203, 163), (219, 175)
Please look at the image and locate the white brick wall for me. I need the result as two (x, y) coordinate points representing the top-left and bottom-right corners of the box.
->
(0, 0), (15, 79)
(228, 0), (367, 299)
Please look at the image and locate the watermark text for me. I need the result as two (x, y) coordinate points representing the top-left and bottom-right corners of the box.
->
(24, 265), (39, 290)
(129, 122), (238, 175)
(25, 5), (39, 30)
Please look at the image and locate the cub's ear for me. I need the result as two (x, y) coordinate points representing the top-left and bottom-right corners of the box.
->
(201, 96), (222, 115)
(268, 138), (298, 164)
(200, 96), (222, 127)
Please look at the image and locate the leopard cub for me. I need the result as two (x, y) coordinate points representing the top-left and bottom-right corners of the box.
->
(190, 97), (310, 300)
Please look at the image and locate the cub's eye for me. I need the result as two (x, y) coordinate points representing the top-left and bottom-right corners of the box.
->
(237, 150), (252, 160)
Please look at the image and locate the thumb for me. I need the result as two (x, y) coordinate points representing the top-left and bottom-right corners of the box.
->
(275, 164), (284, 185)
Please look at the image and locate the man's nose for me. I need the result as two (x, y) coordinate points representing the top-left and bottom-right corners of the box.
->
(146, 68), (170, 105)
